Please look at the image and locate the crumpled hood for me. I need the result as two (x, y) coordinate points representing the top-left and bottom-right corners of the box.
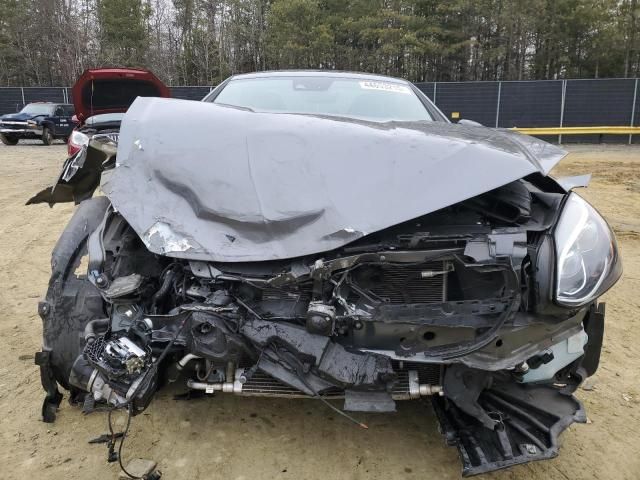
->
(103, 97), (567, 262)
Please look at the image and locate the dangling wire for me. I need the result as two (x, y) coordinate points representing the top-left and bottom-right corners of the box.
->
(107, 404), (139, 479)
(313, 393), (369, 430)
(271, 344), (368, 430)
(105, 313), (191, 478)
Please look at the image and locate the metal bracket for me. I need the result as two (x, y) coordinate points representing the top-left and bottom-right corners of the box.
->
(35, 350), (63, 423)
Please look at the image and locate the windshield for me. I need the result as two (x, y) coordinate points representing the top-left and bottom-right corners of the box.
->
(20, 104), (55, 115)
(85, 113), (125, 125)
(210, 76), (433, 122)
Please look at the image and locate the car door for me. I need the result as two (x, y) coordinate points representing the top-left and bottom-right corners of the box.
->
(53, 105), (73, 137)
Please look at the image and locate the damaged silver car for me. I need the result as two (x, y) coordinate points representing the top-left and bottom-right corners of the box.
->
(29, 71), (622, 476)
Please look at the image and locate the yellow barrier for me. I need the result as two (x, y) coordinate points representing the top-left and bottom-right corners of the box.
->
(511, 126), (640, 135)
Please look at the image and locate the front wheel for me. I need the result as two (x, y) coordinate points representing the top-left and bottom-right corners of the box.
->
(0, 134), (19, 145)
(41, 127), (53, 145)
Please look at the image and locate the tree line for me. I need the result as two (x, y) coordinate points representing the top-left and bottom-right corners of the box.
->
(0, 0), (638, 87)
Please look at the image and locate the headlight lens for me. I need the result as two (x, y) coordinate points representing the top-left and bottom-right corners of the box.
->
(69, 129), (90, 147)
(554, 193), (621, 306)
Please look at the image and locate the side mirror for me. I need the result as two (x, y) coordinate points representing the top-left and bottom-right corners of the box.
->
(458, 118), (484, 127)
(458, 119), (483, 127)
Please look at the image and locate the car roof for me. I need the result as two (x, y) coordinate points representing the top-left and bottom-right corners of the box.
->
(26, 102), (73, 107)
(228, 70), (412, 84)
(85, 112), (125, 122)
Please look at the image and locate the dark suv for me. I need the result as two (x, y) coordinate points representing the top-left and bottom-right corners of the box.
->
(0, 102), (75, 145)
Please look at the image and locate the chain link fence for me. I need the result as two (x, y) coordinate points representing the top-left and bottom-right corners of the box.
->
(1, 79), (638, 143)
(0, 86), (214, 115)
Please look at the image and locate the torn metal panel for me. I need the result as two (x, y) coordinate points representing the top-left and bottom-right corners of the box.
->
(103, 97), (567, 262)
(554, 173), (592, 190)
(27, 139), (116, 206)
(141, 221), (203, 255)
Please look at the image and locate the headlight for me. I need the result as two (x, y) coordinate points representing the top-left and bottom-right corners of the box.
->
(554, 193), (621, 306)
(69, 129), (90, 147)
(27, 120), (38, 127)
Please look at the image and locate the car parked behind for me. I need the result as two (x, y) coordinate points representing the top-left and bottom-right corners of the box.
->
(0, 102), (74, 145)
(67, 68), (170, 156)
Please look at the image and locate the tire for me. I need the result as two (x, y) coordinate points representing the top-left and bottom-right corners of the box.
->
(0, 133), (19, 145)
(39, 197), (110, 389)
(41, 127), (53, 145)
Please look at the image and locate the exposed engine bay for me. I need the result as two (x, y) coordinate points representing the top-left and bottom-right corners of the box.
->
(30, 96), (621, 476)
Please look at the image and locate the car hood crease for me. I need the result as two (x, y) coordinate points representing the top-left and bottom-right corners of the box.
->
(102, 97), (567, 262)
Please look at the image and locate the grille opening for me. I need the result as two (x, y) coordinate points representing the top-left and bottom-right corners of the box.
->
(237, 361), (442, 398)
(350, 260), (449, 304)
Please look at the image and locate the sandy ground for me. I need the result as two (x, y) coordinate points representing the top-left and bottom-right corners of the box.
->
(0, 142), (639, 480)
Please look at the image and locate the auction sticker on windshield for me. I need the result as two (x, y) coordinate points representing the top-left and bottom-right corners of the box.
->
(359, 81), (411, 94)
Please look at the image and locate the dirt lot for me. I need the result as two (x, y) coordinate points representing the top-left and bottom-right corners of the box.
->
(0, 142), (638, 480)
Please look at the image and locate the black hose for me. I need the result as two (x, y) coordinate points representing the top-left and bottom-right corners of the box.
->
(151, 270), (176, 314)
(84, 318), (110, 344)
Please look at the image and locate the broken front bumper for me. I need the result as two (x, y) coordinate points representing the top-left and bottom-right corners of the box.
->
(431, 302), (604, 476)
(433, 383), (585, 476)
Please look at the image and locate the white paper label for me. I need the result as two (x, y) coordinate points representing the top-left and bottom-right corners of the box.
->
(359, 81), (411, 94)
